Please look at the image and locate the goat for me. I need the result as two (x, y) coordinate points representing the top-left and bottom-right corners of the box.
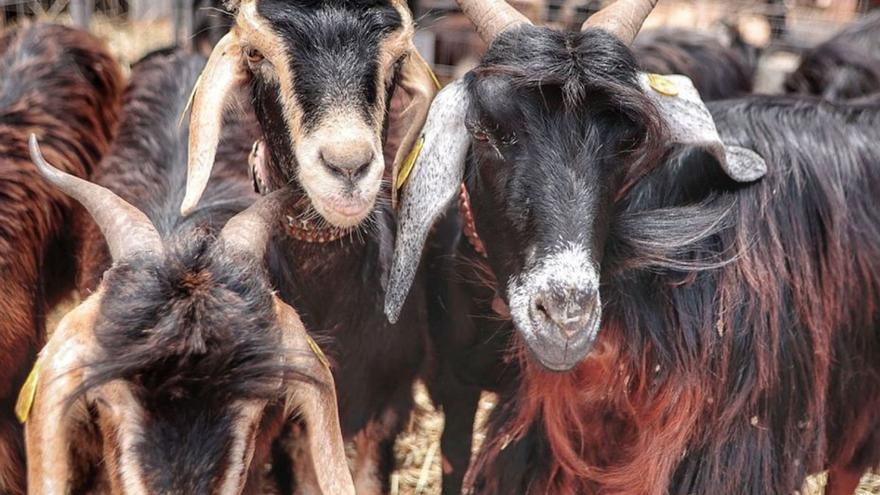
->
(387, 0), (880, 494)
(179, 1), (439, 491)
(785, 11), (880, 100)
(24, 49), (353, 495)
(0, 23), (123, 495)
(633, 27), (756, 100)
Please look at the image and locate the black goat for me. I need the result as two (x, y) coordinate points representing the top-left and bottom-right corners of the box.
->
(388, 1), (880, 494)
(0, 23), (123, 495)
(633, 27), (757, 100)
(785, 12), (880, 100)
(179, 1), (438, 491)
(25, 49), (352, 495)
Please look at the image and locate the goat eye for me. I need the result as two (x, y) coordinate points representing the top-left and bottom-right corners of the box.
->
(472, 130), (490, 142)
(245, 47), (265, 68)
(466, 120), (490, 142)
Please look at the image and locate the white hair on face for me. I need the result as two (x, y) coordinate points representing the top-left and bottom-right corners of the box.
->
(295, 111), (384, 228)
(218, 402), (265, 495)
(507, 242), (600, 344)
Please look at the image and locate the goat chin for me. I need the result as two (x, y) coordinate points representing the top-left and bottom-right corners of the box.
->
(296, 161), (384, 229)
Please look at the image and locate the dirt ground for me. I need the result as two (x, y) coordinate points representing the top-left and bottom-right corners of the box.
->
(30, 7), (880, 495)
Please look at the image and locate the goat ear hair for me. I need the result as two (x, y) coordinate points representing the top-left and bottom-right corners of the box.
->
(385, 79), (471, 323)
(275, 298), (356, 495)
(181, 32), (246, 216)
(389, 49), (438, 207)
(639, 73), (767, 183)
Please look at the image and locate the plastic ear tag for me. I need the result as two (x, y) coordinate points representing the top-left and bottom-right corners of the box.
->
(396, 135), (424, 191)
(15, 358), (41, 424)
(429, 67), (441, 90)
(305, 334), (331, 371)
(648, 73), (680, 97)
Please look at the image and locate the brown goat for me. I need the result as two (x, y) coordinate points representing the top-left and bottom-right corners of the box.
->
(24, 49), (353, 495)
(0, 23), (122, 494)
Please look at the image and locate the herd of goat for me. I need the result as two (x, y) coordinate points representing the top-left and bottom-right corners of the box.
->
(0, 0), (878, 494)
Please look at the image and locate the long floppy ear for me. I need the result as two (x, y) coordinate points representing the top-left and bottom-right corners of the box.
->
(275, 297), (355, 495)
(24, 292), (102, 495)
(640, 73), (767, 182)
(385, 79), (471, 323)
(390, 49), (439, 206)
(181, 31), (247, 215)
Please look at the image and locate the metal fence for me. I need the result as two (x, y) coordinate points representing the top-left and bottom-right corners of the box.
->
(0, 0), (201, 44)
(0, 0), (874, 71)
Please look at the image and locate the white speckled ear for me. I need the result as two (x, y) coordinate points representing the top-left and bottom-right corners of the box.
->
(639, 73), (767, 183)
(385, 79), (471, 323)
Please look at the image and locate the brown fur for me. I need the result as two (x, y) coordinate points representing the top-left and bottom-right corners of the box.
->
(0, 22), (122, 494)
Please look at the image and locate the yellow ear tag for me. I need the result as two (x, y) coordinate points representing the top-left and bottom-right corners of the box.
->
(306, 334), (331, 371)
(428, 68), (442, 90)
(648, 73), (679, 97)
(15, 358), (41, 424)
(396, 135), (424, 191)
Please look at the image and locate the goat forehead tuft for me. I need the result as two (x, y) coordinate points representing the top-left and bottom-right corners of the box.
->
(473, 26), (644, 110)
(256, 0), (403, 35)
(72, 236), (298, 408)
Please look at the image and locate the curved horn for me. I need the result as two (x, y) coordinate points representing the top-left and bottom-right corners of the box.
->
(29, 134), (163, 260)
(456, 0), (532, 43)
(581, 0), (658, 44)
(218, 187), (296, 260)
(181, 31), (247, 216)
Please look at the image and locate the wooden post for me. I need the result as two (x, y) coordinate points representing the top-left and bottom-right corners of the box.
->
(182, 0), (195, 48)
(172, 0), (181, 44)
(71, 0), (93, 28)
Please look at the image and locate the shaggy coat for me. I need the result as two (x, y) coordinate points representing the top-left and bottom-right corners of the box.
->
(633, 28), (756, 100)
(0, 23), (122, 494)
(228, 2), (430, 490)
(785, 12), (880, 101)
(428, 26), (880, 495)
(60, 48), (347, 495)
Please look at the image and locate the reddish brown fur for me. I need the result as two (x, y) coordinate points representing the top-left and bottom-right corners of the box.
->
(0, 23), (122, 494)
(460, 39), (880, 490)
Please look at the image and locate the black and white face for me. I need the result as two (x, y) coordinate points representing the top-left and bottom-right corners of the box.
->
(462, 27), (658, 371)
(237, 0), (413, 227)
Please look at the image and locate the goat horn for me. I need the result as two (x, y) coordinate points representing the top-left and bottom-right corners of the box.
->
(219, 187), (296, 260)
(581, 0), (658, 45)
(181, 31), (246, 216)
(29, 134), (163, 260)
(456, 0), (532, 43)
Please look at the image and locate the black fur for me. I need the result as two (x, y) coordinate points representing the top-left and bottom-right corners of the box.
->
(785, 12), (880, 100)
(257, 0), (401, 129)
(633, 28), (756, 100)
(234, 2), (430, 490)
(428, 25), (880, 495)
(70, 49), (314, 494)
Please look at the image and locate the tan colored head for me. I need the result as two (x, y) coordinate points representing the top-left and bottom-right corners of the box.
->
(182, 0), (436, 228)
(25, 137), (354, 495)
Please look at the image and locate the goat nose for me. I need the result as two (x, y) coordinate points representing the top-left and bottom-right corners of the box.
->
(533, 287), (596, 339)
(320, 144), (373, 180)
